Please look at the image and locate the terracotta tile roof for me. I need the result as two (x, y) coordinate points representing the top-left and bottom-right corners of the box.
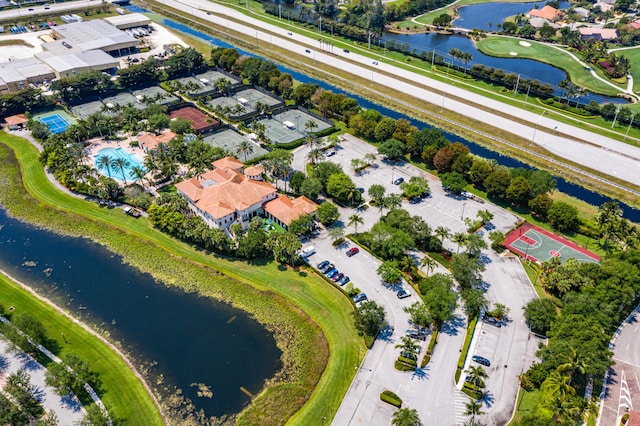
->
(5, 114), (28, 125)
(629, 410), (640, 426)
(264, 195), (318, 226)
(244, 165), (264, 176)
(137, 131), (177, 151)
(213, 156), (243, 171)
(630, 20), (640, 29)
(529, 5), (563, 20)
(579, 27), (618, 39)
(176, 167), (276, 220)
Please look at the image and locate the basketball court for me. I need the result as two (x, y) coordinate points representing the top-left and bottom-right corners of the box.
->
(504, 223), (599, 263)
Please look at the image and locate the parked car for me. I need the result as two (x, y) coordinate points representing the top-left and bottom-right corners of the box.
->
(397, 290), (410, 299)
(352, 293), (367, 303)
(326, 269), (340, 279)
(305, 49), (311, 53)
(346, 247), (360, 257)
(338, 276), (350, 286)
(343, 49), (350, 53)
(472, 355), (491, 367)
(483, 316), (502, 328)
(326, 150), (336, 157)
(393, 177), (404, 185)
(332, 272), (344, 282)
(317, 260), (330, 270)
(123, 206), (141, 218)
(406, 330), (426, 341)
(372, 61), (378, 65)
(319, 263), (334, 273)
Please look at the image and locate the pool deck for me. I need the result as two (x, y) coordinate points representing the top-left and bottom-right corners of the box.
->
(84, 136), (150, 185)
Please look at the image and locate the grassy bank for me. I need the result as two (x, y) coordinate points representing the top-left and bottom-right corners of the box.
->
(0, 131), (362, 424)
(0, 271), (163, 425)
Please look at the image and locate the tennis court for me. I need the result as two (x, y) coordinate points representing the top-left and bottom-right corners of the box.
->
(103, 93), (144, 110)
(33, 110), (77, 134)
(505, 223), (599, 263)
(257, 118), (302, 144)
(71, 101), (106, 120)
(132, 86), (178, 106)
(234, 88), (283, 108)
(196, 70), (240, 86)
(207, 96), (256, 117)
(203, 129), (268, 161)
(273, 109), (333, 133)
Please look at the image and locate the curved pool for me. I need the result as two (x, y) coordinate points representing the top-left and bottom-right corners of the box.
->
(94, 147), (145, 182)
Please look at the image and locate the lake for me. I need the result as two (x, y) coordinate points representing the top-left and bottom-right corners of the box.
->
(0, 207), (282, 420)
(454, 1), (570, 31)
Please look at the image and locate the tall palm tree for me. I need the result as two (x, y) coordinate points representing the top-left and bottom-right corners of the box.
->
(452, 232), (468, 254)
(96, 155), (113, 178)
(435, 226), (450, 244)
(304, 119), (318, 135)
(306, 148), (323, 165)
(419, 256), (437, 277)
(348, 214), (364, 234)
(464, 398), (485, 420)
(464, 365), (488, 387)
(395, 336), (420, 360)
(543, 371), (576, 402)
(131, 166), (147, 187)
(111, 157), (131, 185)
(236, 140), (254, 163)
(557, 348), (587, 385)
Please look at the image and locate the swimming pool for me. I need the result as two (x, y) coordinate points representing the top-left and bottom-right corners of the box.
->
(94, 147), (145, 182)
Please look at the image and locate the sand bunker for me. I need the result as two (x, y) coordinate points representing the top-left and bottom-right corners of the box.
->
(519, 41), (531, 47)
(509, 51), (518, 56)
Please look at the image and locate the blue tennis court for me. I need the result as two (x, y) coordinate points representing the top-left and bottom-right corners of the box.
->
(39, 114), (71, 134)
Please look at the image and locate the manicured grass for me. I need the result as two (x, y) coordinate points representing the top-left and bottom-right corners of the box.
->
(512, 388), (542, 424)
(0, 272), (163, 425)
(611, 46), (640, 93)
(0, 131), (363, 424)
(476, 36), (622, 96)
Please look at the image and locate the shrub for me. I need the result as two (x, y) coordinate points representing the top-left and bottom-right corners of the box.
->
(380, 390), (403, 407)
(462, 382), (483, 399)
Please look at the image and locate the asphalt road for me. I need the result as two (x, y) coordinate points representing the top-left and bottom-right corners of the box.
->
(0, 0), (104, 21)
(156, 0), (640, 190)
(294, 134), (540, 425)
(598, 305), (640, 426)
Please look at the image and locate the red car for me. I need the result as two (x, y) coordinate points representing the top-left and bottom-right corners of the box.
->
(346, 247), (359, 257)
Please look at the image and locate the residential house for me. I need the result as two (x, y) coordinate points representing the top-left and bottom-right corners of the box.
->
(137, 131), (177, 152)
(264, 195), (318, 230)
(579, 27), (619, 40)
(528, 5), (564, 21)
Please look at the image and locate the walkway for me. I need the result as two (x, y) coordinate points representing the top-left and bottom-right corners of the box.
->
(0, 336), (86, 424)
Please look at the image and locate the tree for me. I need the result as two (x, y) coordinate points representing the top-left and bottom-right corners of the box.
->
(377, 261), (402, 284)
(27, 119), (51, 140)
(401, 176), (430, 200)
(461, 287), (488, 320)
(147, 113), (170, 135)
(374, 117), (397, 141)
(441, 172), (467, 194)
(300, 177), (323, 199)
(348, 213), (364, 234)
(266, 231), (302, 265)
(506, 176), (533, 205)
(421, 273), (457, 329)
(392, 408), (422, 426)
(384, 194), (403, 211)
(289, 214), (316, 235)
(316, 202), (340, 225)
(539, 22), (557, 40)
(96, 155), (113, 179)
(378, 138), (406, 161)
(328, 225), (345, 243)
(403, 302), (431, 329)
(547, 202), (580, 232)
(435, 226), (450, 244)
(465, 365), (488, 387)
(529, 194), (553, 218)
(235, 140), (255, 163)
(433, 13), (452, 27)
(419, 256), (437, 276)
(484, 170), (512, 198)
(395, 335), (421, 359)
(452, 232), (468, 254)
(488, 230), (505, 251)
(464, 398), (485, 419)
(326, 173), (359, 204)
(452, 254), (485, 289)
(354, 300), (386, 336)
(542, 371), (576, 402)
(524, 298), (557, 335)
(368, 184), (386, 205)
(169, 117), (193, 135)
(111, 157), (131, 184)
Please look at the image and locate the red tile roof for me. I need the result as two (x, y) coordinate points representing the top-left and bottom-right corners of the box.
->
(137, 131), (176, 151)
(263, 195), (318, 226)
(5, 114), (28, 126)
(529, 5), (563, 20)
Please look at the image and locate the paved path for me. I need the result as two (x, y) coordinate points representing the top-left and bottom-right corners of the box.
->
(597, 304), (640, 426)
(0, 337), (85, 424)
(157, 0), (640, 191)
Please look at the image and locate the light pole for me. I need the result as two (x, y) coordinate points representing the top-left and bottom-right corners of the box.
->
(461, 202), (466, 220)
(532, 110), (546, 143)
(625, 114), (635, 140)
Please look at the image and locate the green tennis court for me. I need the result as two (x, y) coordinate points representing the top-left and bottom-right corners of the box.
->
(505, 223), (599, 263)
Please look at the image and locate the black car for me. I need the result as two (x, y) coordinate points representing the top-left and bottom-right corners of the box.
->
(406, 330), (426, 341)
(317, 260), (330, 270)
(393, 177), (404, 185)
(319, 263), (334, 273)
(338, 276), (350, 286)
(483, 316), (502, 328)
(472, 355), (491, 367)
(397, 290), (411, 299)
(343, 49), (350, 53)
(352, 293), (367, 303)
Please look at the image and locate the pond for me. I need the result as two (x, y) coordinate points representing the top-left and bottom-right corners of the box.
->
(0, 207), (282, 420)
(381, 32), (623, 104)
(152, 14), (640, 221)
(454, 1), (570, 32)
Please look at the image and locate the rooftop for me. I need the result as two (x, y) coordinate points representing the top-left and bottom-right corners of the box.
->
(137, 131), (177, 151)
(51, 20), (138, 52)
(529, 5), (563, 20)
(263, 195), (318, 226)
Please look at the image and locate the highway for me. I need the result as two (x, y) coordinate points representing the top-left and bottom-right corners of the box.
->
(0, 0), (104, 21)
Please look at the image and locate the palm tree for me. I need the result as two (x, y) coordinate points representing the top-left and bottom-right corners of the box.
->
(348, 214), (364, 234)
(465, 365), (488, 387)
(236, 140), (254, 163)
(543, 371), (576, 402)
(306, 148), (323, 165)
(304, 119), (318, 135)
(419, 256), (437, 277)
(96, 155), (113, 178)
(395, 336), (420, 361)
(452, 232), (468, 254)
(111, 157), (131, 185)
(131, 166), (146, 186)
(364, 152), (377, 165)
(435, 226), (450, 244)
(385, 194), (402, 211)
(464, 398), (485, 420)
(557, 348), (587, 385)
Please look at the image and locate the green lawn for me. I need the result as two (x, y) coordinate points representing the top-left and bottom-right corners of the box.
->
(0, 272), (164, 425)
(511, 389), (543, 424)
(611, 46), (640, 93)
(0, 131), (362, 425)
(476, 36), (622, 96)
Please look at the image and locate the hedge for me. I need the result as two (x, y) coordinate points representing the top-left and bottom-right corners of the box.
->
(455, 317), (478, 383)
(380, 390), (402, 408)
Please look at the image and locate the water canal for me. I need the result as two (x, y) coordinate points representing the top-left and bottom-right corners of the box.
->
(0, 207), (282, 419)
(153, 14), (640, 221)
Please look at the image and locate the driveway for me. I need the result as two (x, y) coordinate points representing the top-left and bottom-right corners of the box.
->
(598, 305), (640, 426)
(0, 337), (85, 424)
